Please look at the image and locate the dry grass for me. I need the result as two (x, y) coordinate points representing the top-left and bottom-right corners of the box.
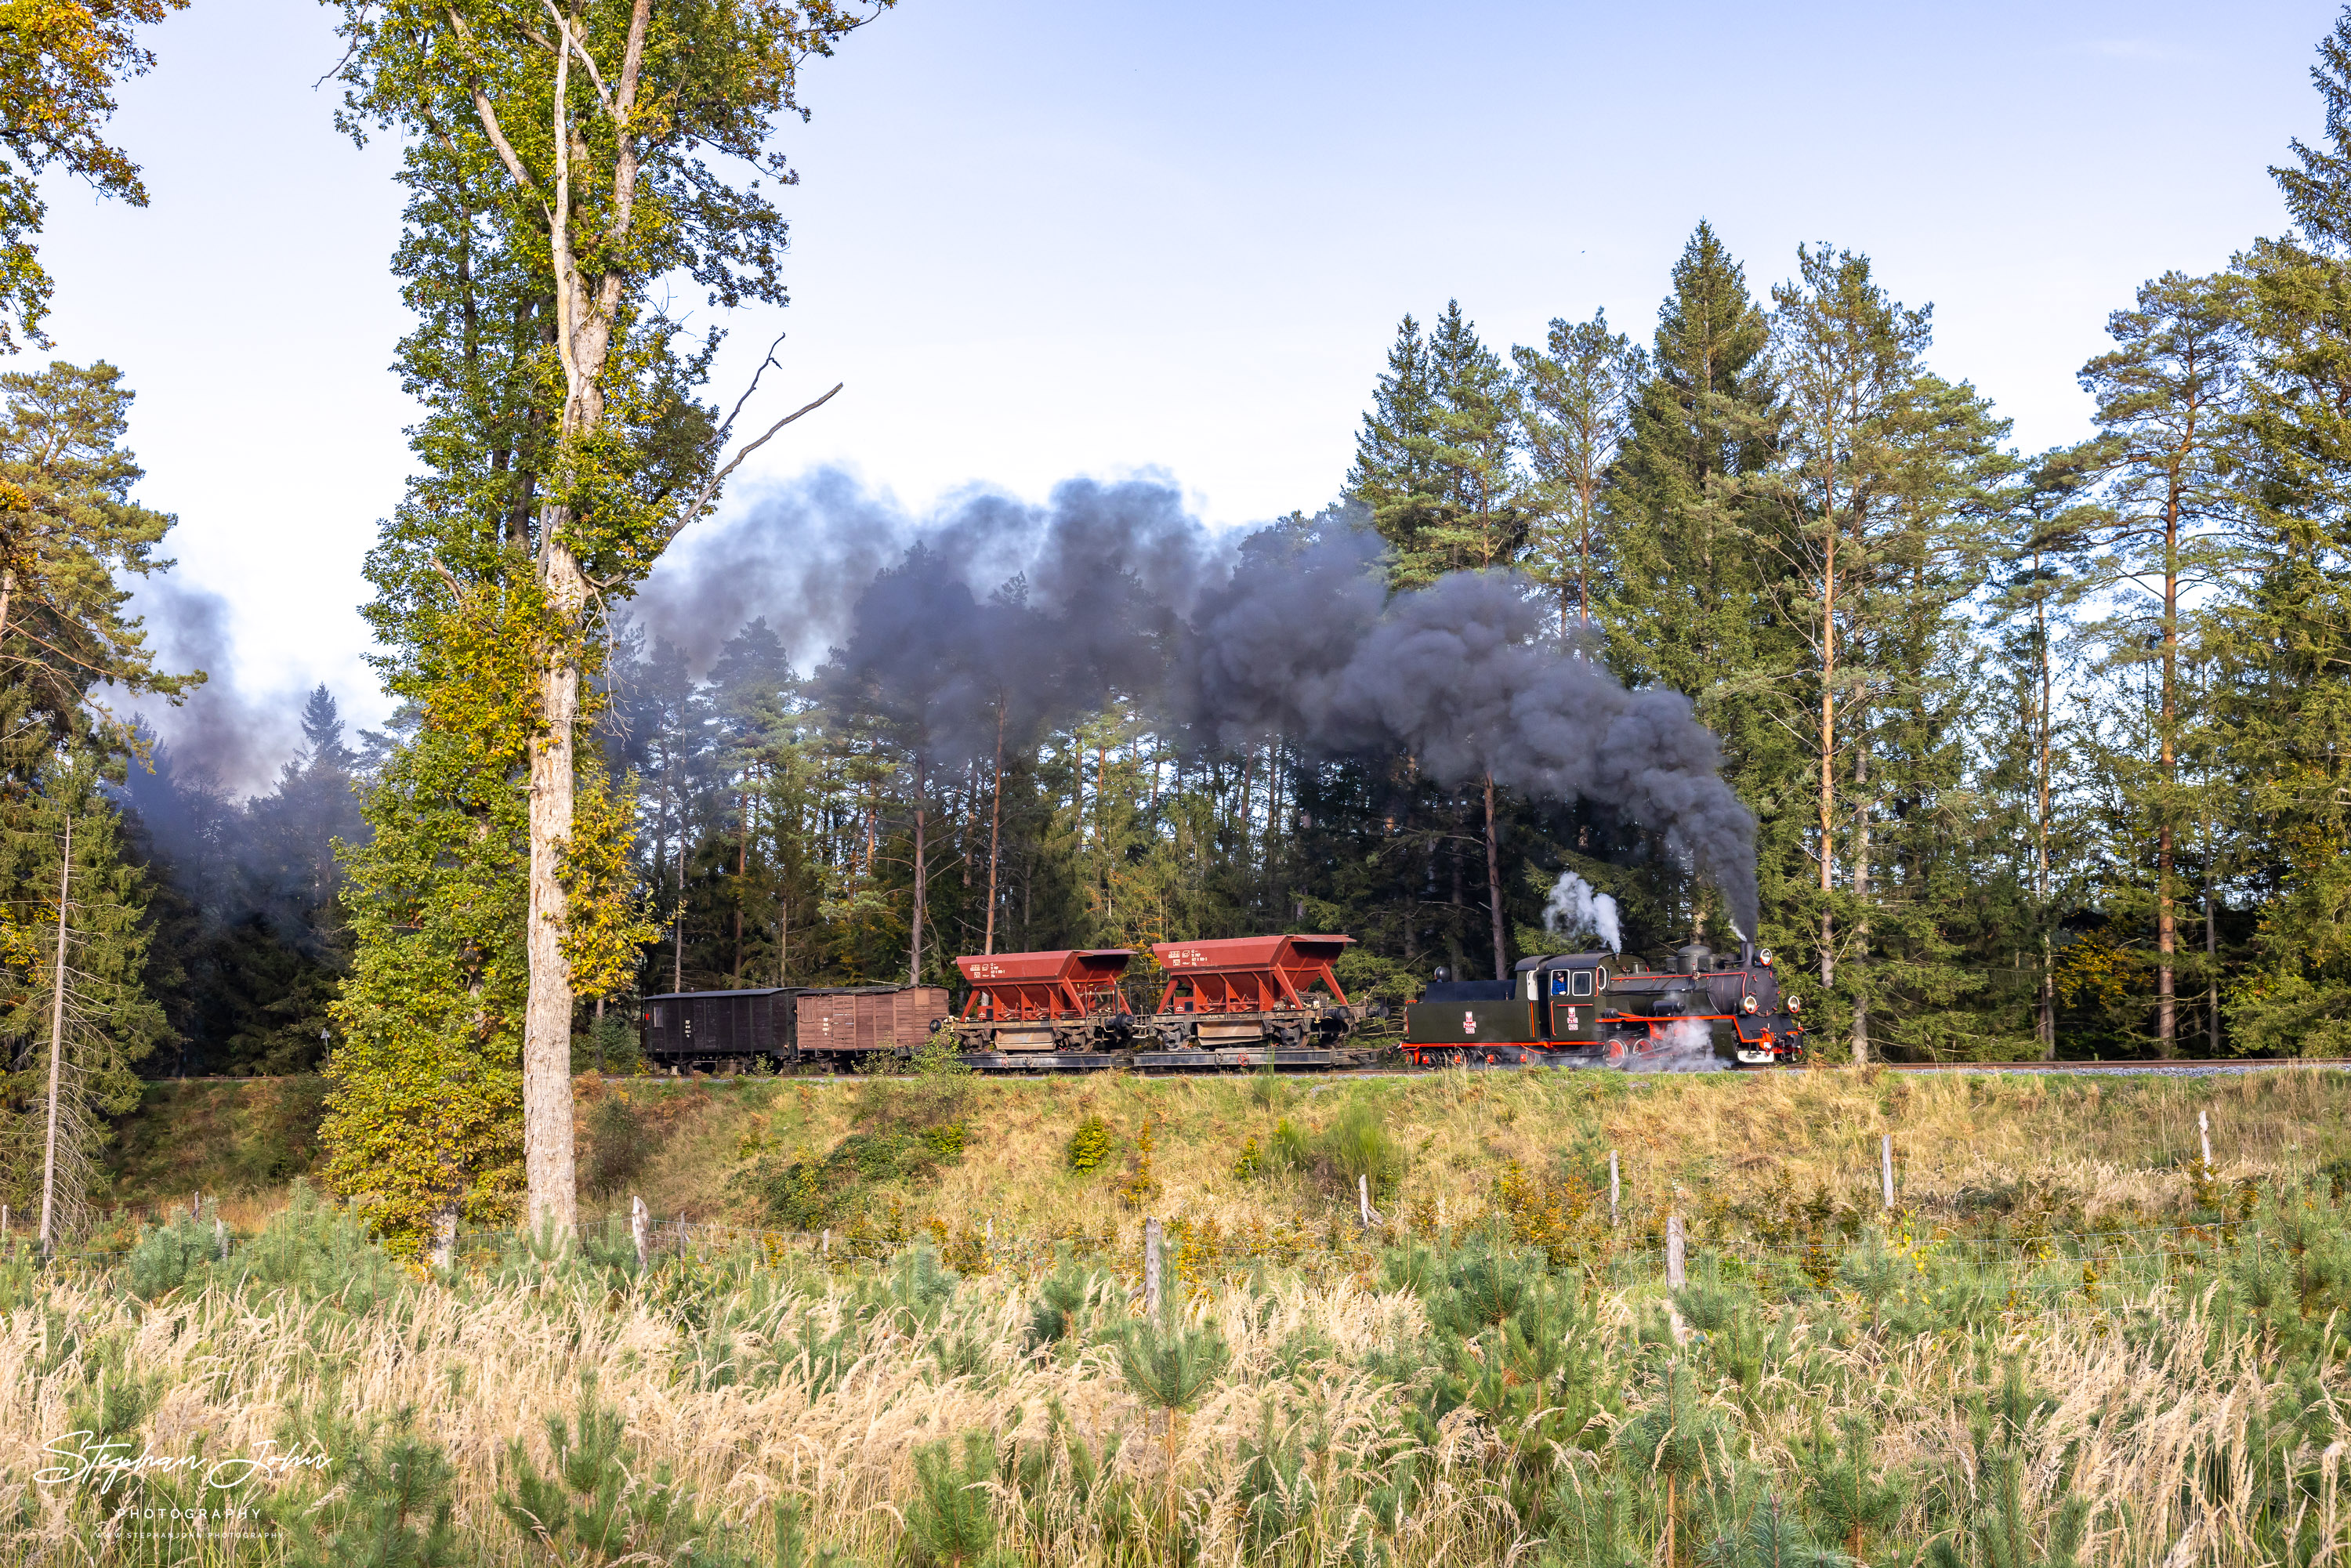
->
(23, 1064), (2351, 1564)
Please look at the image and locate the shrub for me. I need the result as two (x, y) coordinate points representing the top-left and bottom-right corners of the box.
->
(584, 1093), (648, 1194)
(498, 1378), (745, 1566)
(127, 1208), (217, 1301)
(902, 1432), (1002, 1568)
(1066, 1114), (1113, 1175)
(1269, 1117), (1310, 1171)
(226, 1180), (403, 1313)
(1318, 1099), (1404, 1200)
(1231, 1135), (1263, 1181)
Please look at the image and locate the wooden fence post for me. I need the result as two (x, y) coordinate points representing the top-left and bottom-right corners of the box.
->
(1358, 1174), (1371, 1226)
(1881, 1133), (1896, 1210)
(1143, 1217), (1164, 1317)
(1610, 1151), (1621, 1226)
(821, 1228), (830, 1258)
(2200, 1109), (2212, 1170)
(1666, 1213), (1685, 1291)
(630, 1196), (649, 1268)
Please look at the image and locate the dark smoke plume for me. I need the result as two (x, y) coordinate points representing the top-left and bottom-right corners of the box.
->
(113, 577), (306, 797)
(657, 471), (1759, 933)
(1176, 523), (1759, 935)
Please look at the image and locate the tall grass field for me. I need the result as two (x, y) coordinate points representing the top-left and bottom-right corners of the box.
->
(9, 1063), (2351, 1564)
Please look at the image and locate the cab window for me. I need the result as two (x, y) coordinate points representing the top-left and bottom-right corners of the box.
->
(1549, 971), (1570, 998)
(1571, 969), (1594, 998)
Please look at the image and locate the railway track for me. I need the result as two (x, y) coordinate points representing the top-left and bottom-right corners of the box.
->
(609, 1055), (2351, 1085)
(143, 1057), (2351, 1091)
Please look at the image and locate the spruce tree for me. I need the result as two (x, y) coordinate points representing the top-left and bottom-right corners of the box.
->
(1606, 223), (1796, 952)
(2208, 61), (2351, 1051)
(1348, 314), (1441, 580)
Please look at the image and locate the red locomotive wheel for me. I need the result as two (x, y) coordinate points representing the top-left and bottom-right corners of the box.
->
(1604, 1037), (1627, 1063)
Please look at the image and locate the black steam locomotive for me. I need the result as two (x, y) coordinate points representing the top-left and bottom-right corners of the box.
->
(1402, 942), (1805, 1068)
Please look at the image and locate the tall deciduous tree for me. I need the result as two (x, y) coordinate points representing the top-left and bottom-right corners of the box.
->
(328, 0), (879, 1229)
(0, 0), (185, 349)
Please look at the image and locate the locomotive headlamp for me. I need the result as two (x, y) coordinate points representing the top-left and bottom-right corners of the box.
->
(1741, 994), (1758, 1014)
(1758, 949), (1773, 967)
(1786, 995), (1802, 1013)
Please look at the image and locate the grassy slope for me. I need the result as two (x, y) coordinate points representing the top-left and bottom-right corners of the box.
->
(107, 1065), (2351, 1236)
(592, 1064), (2351, 1237)
(103, 1076), (328, 1221)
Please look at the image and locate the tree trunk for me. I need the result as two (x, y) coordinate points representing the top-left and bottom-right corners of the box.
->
(2157, 494), (2179, 1056)
(910, 751), (928, 985)
(734, 790), (748, 986)
(1819, 493), (1838, 1005)
(1849, 741), (1870, 1066)
(2037, 556), (2056, 1059)
(1483, 771), (1506, 980)
(37, 815), (67, 1255)
(984, 701), (1005, 955)
(522, 539), (582, 1234)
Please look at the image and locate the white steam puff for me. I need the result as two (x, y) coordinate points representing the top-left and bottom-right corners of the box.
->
(1625, 1018), (1725, 1073)
(1541, 871), (1621, 954)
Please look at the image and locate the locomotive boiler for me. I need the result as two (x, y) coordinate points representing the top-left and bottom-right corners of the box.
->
(1401, 942), (1805, 1068)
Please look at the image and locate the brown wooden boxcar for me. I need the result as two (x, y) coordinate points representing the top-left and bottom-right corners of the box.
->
(793, 986), (952, 1060)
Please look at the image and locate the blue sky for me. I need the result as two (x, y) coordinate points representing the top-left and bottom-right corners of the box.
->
(31, 0), (2336, 785)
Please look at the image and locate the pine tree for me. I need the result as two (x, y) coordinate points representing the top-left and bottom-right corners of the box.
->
(2213, 212), (2351, 1048)
(1512, 310), (1645, 639)
(2065, 271), (2248, 1056)
(1761, 244), (2015, 1062)
(1349, 314), (1442, 578)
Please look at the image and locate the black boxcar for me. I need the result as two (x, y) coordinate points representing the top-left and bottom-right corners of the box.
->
(642, 988), (797, 1067)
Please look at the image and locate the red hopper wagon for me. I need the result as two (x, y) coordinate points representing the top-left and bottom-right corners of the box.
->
(950, 948), (1136, 1056)
(1132, 934), (1375, 1068)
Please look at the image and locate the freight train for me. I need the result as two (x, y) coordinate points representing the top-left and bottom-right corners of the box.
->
(641, 932), (1804, 1073)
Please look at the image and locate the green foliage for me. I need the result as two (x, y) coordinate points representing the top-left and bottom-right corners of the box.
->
(271, 1407), (464, 1568)
(902, 1431), (1007, 1568)
(1317, 1097), (1405, 1199)
(1065, 1113), (1113, 1175)
(223, 1179), (404, 1313)
(1230, 1134), (1262, 1180)
(498, 1378), (748, 1566)
(1025, 1266), (1094, 1353)
(125, 1204), (215, 1301)
(1800, 1416), (1907, 1560)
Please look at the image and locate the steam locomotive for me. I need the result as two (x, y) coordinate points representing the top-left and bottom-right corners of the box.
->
(1401, 941), (1806, 1067)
